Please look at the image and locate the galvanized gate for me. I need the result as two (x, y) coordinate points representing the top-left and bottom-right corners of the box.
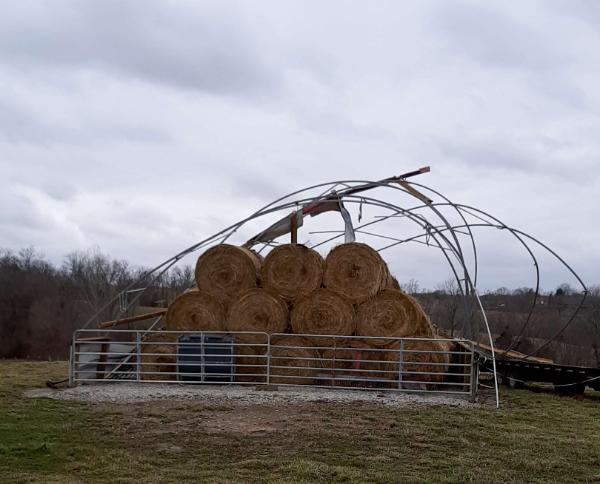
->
(70, 330), (478, 399)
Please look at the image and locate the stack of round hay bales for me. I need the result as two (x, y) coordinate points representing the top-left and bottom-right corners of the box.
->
(152, 240), (448, 387)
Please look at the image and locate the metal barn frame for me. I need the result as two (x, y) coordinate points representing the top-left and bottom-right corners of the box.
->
(74, 171), (588, 408)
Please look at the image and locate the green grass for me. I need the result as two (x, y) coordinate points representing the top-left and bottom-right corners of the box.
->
(1, 361), (599, 483)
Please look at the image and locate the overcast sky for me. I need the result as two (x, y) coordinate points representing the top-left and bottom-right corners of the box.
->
(1, 0), (599, 291)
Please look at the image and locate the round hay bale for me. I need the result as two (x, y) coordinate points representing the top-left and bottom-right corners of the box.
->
(165, 291), (225, 331)
(302, 336), (355, 386)
(415, 310), (436, 338)
(386, 274), (401, 290)
(323, 243), (389, 303)
(261, 244), (324, 300)
(226, 288), (289, 335)
(356, 290), (411, 345)
(346, 339), (399, 387)
(403, 293), (435, 337)
(269, 335), (318, 385)
(140, 332), (177, 381)
(195, 244), (261, 304)
(226, 288), (288, 384)
(290, 288), (356, 341)
(400, 339), (450, 385)
(356, 290), (433, 345)
(232, 333), (270, 383)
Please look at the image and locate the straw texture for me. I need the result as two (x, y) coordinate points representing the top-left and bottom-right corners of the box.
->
(226, 288), (289, 334)
(140, 332), (177, 381)
(261, 244), (324, 300)
(290, 288), (356, 339)
(195, 244), (261, 304)
(356, 289), (413, 345)
(165, 290), (225, 331)
(269, 335), (318, 385)
(401, 339), (450, 384)
(323, 242), (389, 303)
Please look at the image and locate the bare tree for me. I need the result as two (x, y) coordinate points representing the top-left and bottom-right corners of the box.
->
(400, 278), (420, 295)
(434, 278), (461, 337)
(62, 248), (133, 324)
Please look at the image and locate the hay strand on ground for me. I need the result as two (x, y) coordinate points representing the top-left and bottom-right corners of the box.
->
(261, 244), (324, 300)
(165, 291), (225, 331)
(195, 244), (261, 304)
(323, 242), (389, 304)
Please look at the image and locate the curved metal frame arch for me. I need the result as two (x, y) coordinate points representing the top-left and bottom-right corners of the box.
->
(80, 177), (589, 408)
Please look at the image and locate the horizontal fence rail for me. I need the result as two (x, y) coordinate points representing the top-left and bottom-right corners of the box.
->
(71, 330), (478, 399)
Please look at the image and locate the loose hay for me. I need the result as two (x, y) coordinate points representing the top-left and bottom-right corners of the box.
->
(290, 288), (356, 340)
(165, 291), (225, 331)
(261, 244), (324, 300)
(195, 244), (261, 304)
(269, 335), (318, 385)
(323, 242), (389, 303)
(140, 332), (177, 381)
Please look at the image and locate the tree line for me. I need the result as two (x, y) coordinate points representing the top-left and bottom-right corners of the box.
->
(1, 247), (598, 366)
(0, 248), (193, 360)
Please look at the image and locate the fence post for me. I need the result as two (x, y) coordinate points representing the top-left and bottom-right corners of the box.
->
(398, 339), (404, 390)
(266, 334), (271, 385)
(69, 333), (75, 387)
(136, 332), (141, 382)
(470, 343), (479, 402)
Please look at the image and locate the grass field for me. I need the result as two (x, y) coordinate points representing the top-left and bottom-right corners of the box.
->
(1, 361), (599, 483)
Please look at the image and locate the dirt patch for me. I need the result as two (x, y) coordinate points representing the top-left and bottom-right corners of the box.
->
(25, 384), (474, 438)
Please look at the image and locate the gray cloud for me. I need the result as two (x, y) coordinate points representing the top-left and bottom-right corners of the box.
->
(0, 0), (599, 290)
(433, 2), (568, 71)
(0, 0), (279, 96)
(0, 94), (170, 146)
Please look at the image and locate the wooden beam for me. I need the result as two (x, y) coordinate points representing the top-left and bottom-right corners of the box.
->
(98, 309), (167, 329)
(290, 213), (298, 244)
(397, 180), (433, 204)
